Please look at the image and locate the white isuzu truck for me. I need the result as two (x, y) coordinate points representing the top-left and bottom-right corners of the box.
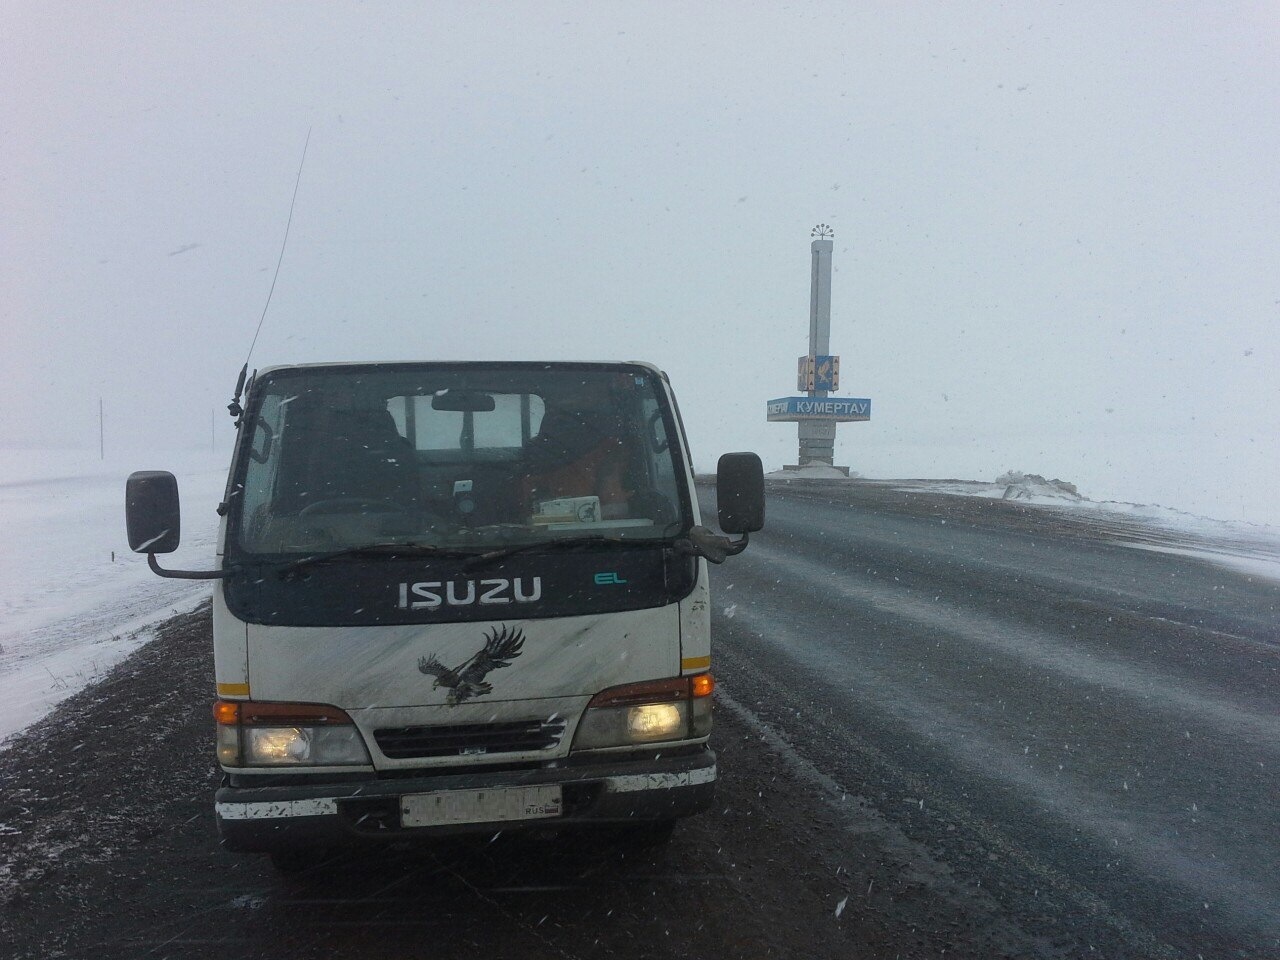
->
(125, 361), (763, 869)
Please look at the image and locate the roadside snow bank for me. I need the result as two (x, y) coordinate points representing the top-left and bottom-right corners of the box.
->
(888, 474), (1280, 583)
(994, 471), (1081, 502)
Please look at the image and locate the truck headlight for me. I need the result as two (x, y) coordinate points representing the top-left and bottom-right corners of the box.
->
(572, 674), (713, 751)
(214, 700), (372, 767)
(628, 702), (684, 739)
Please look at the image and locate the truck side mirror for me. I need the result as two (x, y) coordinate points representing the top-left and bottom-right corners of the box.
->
(126, 471), (181, 554)
(716, 452), (765, 534)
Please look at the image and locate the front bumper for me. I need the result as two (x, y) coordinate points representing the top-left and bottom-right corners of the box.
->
(215, 746), (715, 852)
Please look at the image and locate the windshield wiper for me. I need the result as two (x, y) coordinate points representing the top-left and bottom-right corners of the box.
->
(270, 542), (476, 574)
(461, 534), (670, 572)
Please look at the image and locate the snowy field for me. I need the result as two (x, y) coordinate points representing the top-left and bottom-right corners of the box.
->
(0, 446), (227, 745)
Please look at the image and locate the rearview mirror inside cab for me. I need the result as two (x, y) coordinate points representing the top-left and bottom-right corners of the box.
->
(431, 390), (496, 412)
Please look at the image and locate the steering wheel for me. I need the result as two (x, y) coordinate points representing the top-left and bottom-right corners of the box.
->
(298, 497), (411, 518)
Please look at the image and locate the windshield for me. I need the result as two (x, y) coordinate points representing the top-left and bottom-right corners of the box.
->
(232, 364), (688, 554)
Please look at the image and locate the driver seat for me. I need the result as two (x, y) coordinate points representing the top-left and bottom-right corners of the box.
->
(277, 403), (422, 514)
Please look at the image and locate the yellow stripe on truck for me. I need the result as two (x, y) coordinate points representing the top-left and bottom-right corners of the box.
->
(681, 656), (711, 671)
(217, 682), (250, 697)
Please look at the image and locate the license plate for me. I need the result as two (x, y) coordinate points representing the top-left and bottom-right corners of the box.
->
(400, 785), (563, 828)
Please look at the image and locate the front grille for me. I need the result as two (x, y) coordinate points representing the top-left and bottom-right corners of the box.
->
(374, 718), (568, 760)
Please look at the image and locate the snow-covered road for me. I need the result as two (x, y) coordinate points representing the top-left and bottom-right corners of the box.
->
(710, 481), (1280, 956)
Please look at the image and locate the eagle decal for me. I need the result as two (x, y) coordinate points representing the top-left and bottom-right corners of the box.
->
(417, 625), (526, 705)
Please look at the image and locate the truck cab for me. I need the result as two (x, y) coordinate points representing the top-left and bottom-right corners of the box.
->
(126, 360), (763, 867)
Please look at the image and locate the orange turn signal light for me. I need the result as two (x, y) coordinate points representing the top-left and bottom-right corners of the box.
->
(213, 700), (240, 725)
(690, 673), (715, 698)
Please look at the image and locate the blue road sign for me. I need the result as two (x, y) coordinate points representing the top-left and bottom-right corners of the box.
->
(766, 397), (871, 422)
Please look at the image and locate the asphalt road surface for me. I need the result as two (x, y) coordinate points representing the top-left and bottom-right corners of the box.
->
(1, 480), (1276, 959)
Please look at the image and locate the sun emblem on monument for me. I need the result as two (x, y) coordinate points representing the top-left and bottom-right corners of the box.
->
(811, 224), (834, 240)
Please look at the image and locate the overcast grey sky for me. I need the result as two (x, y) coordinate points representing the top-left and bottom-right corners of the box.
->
(2, 1), (1276, 521)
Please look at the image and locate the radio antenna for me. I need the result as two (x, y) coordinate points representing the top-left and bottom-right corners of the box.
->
(244, 126), (311, 367)
(229, 128), (311, 422)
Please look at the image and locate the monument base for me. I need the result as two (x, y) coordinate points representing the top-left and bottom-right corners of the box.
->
(779, 464), (853, 477)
